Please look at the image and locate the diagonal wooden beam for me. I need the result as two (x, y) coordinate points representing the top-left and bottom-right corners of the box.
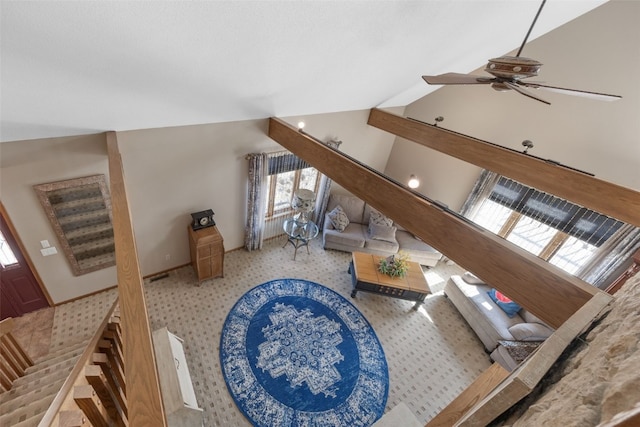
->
(367, 108), (640, 228)
(268, 117), (609, 329)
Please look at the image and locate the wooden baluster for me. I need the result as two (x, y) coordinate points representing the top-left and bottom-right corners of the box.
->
(92, 352), (127, 417)
(2, 332), (33, 372)
(59, 410), (89, 426)
(1, 318), (34, 377)
(0, 356), (19, 384)
(109, 314), (122, 332)
(74, 384), (110, 427)
(0, 368), (12, 391)
(108, 321), (124, 353)
(0, 335), (28, 377)
(98, 339), (127, 395)
(85, 364), (128, 427)
(8, 333), (33, 369)
(104, 330), (124, 373)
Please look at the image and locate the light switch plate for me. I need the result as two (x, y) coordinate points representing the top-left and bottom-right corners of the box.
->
(40, 247), (58, 256)
(40, 239), (50, 248)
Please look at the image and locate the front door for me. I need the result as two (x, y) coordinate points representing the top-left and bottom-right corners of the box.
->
(1, 210), (50, 320)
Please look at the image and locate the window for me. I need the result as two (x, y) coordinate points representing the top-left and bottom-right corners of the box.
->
(548, 236), (598, 275)
(264, 153), (321, 220)
(0, 230), (18, 268)
(506, 214), (556, 255)
(469, 176), (623, 275)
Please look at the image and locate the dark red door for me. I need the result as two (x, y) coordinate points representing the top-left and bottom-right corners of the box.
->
(1, 213), (50, 320)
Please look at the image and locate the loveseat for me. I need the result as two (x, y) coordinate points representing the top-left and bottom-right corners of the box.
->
(444, 273), (555, 370)
(322, 194), (442, 267)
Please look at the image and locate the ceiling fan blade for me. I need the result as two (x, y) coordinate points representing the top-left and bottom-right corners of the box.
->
(422, 73), (493, 85)
(503, 81), (551, 105)
(520, 81), (622, 102)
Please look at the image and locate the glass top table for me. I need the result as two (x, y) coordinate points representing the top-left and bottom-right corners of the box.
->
(282, 218), (319, 260)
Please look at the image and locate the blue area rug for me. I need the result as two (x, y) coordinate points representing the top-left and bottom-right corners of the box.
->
(220, 279), (389, 426)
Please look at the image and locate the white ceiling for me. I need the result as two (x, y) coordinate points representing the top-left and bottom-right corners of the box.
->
(0, 0), (607, 143)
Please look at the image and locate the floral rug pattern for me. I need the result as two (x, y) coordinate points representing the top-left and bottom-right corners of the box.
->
(220, 278), (388, 426)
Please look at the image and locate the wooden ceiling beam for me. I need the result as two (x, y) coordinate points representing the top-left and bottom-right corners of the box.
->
(268, 117), (608, 329)
(367, 108), (640, 228)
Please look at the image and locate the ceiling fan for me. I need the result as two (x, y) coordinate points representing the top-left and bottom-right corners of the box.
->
(422, 0), (621, 105)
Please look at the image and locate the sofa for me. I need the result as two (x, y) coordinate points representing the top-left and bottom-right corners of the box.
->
(444, 273), (555, 370)
(322, 194), (442, 267)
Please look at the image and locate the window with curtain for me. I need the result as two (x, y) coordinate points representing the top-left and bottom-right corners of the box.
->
(260, 152), (324, 241)
(245, 141), (341, 250)
(264, 153), (321, 220)
(470, 176), (624, 275)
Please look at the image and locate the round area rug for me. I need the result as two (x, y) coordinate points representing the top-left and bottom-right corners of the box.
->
(220, 279), (389, 427)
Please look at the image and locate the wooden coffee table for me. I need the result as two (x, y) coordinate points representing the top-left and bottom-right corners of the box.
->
(349, 252), (431, 310)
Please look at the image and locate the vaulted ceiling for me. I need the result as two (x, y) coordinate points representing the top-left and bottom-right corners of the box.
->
(1, 0), (607, 143)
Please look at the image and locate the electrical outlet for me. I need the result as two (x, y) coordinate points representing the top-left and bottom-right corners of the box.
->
(165, 254), (171, 261)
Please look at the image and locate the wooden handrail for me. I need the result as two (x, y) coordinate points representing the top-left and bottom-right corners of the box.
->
(40, 131), (166, 425)
(425, 363), (510, 427)
(38, 298), (120, 426)
(106, 131), (167, 426)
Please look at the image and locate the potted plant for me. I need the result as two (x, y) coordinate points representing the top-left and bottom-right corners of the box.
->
(378, 252), (410, 278)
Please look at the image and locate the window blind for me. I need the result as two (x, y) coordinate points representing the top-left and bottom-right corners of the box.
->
(268, 153), (311, 175)
(489, 176), (623, 247)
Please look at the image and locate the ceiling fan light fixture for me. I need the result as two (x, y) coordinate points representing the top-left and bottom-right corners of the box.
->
(485, 56), (542, 79)
(491, 82), (511, 92)
(421, 0), (621, 105)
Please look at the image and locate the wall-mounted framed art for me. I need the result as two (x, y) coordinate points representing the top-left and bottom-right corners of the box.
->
(34, 174), (115, 276)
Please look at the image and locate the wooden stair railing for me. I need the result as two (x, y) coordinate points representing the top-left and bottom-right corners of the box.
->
(40, 131), (167, 426)
(38, 298), (128, 426)
(0, 317), (35, 392)
(106, 131), (167, 426)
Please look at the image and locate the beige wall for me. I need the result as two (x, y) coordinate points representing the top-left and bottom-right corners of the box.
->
(0, 133), (117, 303)
(0, 109), (396, 303)
(384, 0), (640, 212)
(117, 109), (397, 277)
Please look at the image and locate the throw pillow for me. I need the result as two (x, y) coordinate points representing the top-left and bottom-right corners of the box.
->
(368, 224), (397, 243)
(508, 323), (553, 341)
(487, 289), (521, 318)
(327, 205), (349, 232)
(520, 311), (554, 330)
(369, 209), (393, 227)
(462, 272), (485, 285)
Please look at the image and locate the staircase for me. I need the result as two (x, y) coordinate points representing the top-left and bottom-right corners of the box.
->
(0, 338), (89, 427)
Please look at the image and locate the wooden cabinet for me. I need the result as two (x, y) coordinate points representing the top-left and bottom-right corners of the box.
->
(188, 225), (224, 281)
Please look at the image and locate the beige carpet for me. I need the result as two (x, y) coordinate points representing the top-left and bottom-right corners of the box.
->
(49, 237), (491, 426)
